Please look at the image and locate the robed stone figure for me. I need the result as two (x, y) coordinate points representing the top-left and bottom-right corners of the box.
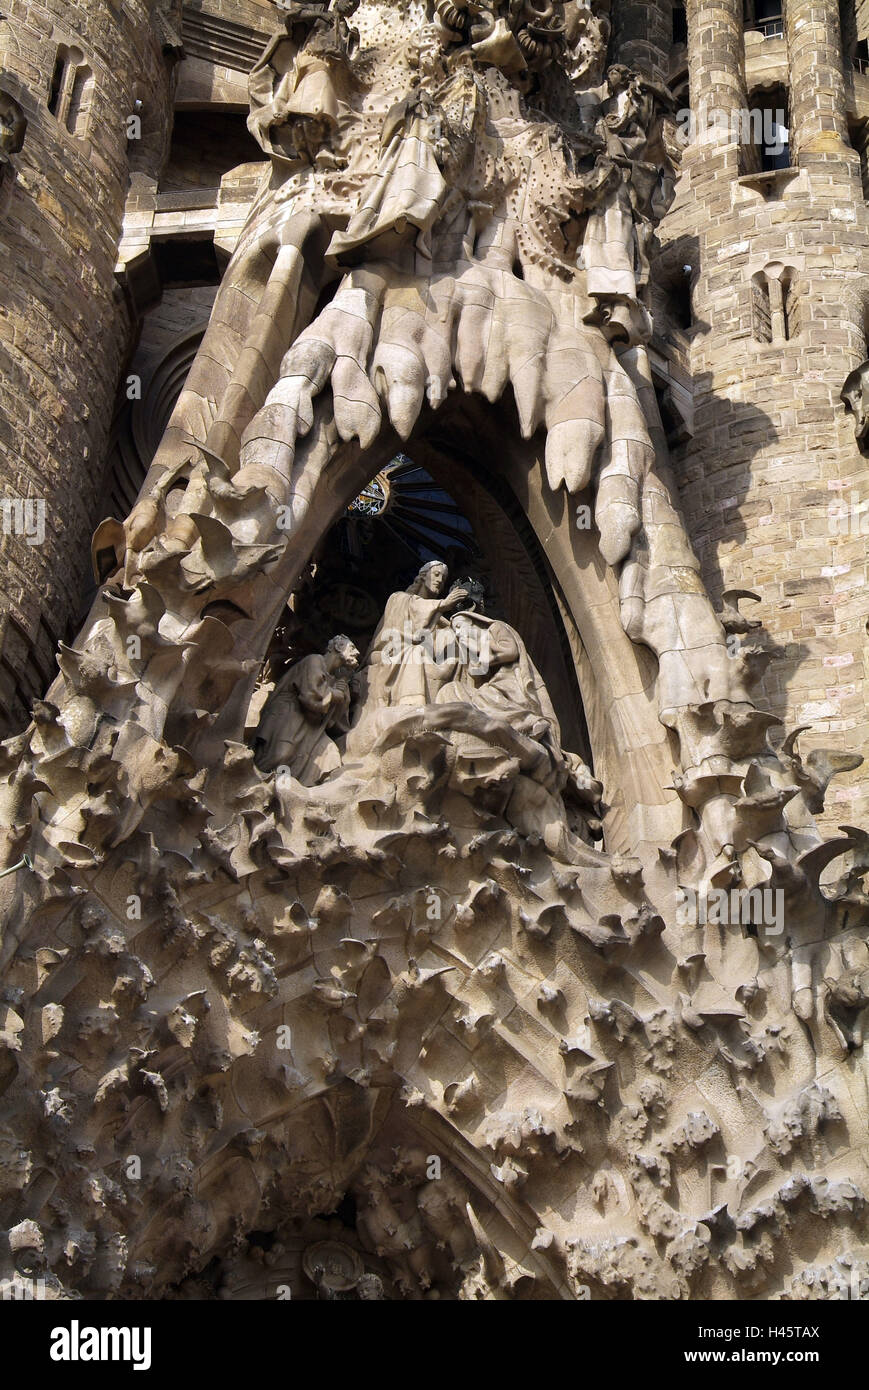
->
(255, 634), (359, 783)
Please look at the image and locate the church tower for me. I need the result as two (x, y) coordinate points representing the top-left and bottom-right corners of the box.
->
(0, 0), (174, 731)
(654, 0), (869, 834)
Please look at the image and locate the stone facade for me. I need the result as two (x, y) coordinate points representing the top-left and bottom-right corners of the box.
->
(0, 0), (868, 1304)
(0, 0), (174, 731)
(657, 0), (869, 842)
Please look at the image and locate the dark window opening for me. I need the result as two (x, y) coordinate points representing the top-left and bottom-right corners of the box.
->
(759, 87), (789, 170)
(743, 86), (790, 172)
(672, 4), (688, 44)
(668, 274), (693, 331)
(849, 116), (869, 197)
(331, 1193), (358, 1230)
(744, 0), (784, 36)
(47, 55), (64, 117)
(857, 38), (869, 73)
(151, 235), (222, 288)
(161, 111), (262, 194)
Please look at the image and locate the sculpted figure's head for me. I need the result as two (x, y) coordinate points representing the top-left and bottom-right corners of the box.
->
(327, 634), (360, 669)
(416, 560), (449, 596)
(605, 63), (632, 93)
(450, 613), (476, 643)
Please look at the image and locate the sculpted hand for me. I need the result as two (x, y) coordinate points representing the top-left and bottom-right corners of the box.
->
(442, 587), (469, 612)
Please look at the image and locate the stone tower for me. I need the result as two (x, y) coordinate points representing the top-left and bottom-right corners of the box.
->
(1, 0), (869, 1305)
(0, 0), (173, 732)
(655, 0), (869, 836)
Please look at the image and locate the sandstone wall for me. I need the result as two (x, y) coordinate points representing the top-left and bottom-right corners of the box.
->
(657, 0), (869, 836)
(0, 0), (172, 732)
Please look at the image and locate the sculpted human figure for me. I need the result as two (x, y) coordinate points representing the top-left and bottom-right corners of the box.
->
(581, 64), (676, 343)
(438, 611), (560, 749)
(248, 0), (359, 163)
(327, 84), (458, 262)
(353, 561), (469, 714)
(255, 634), (359, 782)
(437, 610), (602, 829)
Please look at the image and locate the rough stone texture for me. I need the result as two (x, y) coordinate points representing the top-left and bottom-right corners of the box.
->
(662, 0), (869, 840)
(0, 1), (174, 732)
(0, 0), (868, 1304)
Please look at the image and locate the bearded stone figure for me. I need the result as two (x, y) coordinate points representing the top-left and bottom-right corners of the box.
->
(255, 633), (359, 781)
(349, 560), (469, 717)
(0, 0), (867, 1306)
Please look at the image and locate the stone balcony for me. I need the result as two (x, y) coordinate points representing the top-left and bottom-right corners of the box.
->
(115, 161), (266, 309)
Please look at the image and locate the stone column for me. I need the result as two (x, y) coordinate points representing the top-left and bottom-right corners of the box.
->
(765, 268), (786, 342)
(785, 0), (851, 161)
(685, 0), (749, 159)
(611, 0), (673, 82)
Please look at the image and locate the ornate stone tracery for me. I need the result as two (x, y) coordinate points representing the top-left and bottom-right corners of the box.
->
(0, 0), (867, 1302)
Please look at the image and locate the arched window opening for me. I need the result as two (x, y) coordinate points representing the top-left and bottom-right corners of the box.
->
(751, 263), (797, 342)
(255, 451), (593, 778)
(47, 53), (65, 117)
(46, 45), (93, 137)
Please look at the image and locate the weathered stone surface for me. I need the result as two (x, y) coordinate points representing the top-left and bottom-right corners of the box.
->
(0, 0), (868, 1304)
